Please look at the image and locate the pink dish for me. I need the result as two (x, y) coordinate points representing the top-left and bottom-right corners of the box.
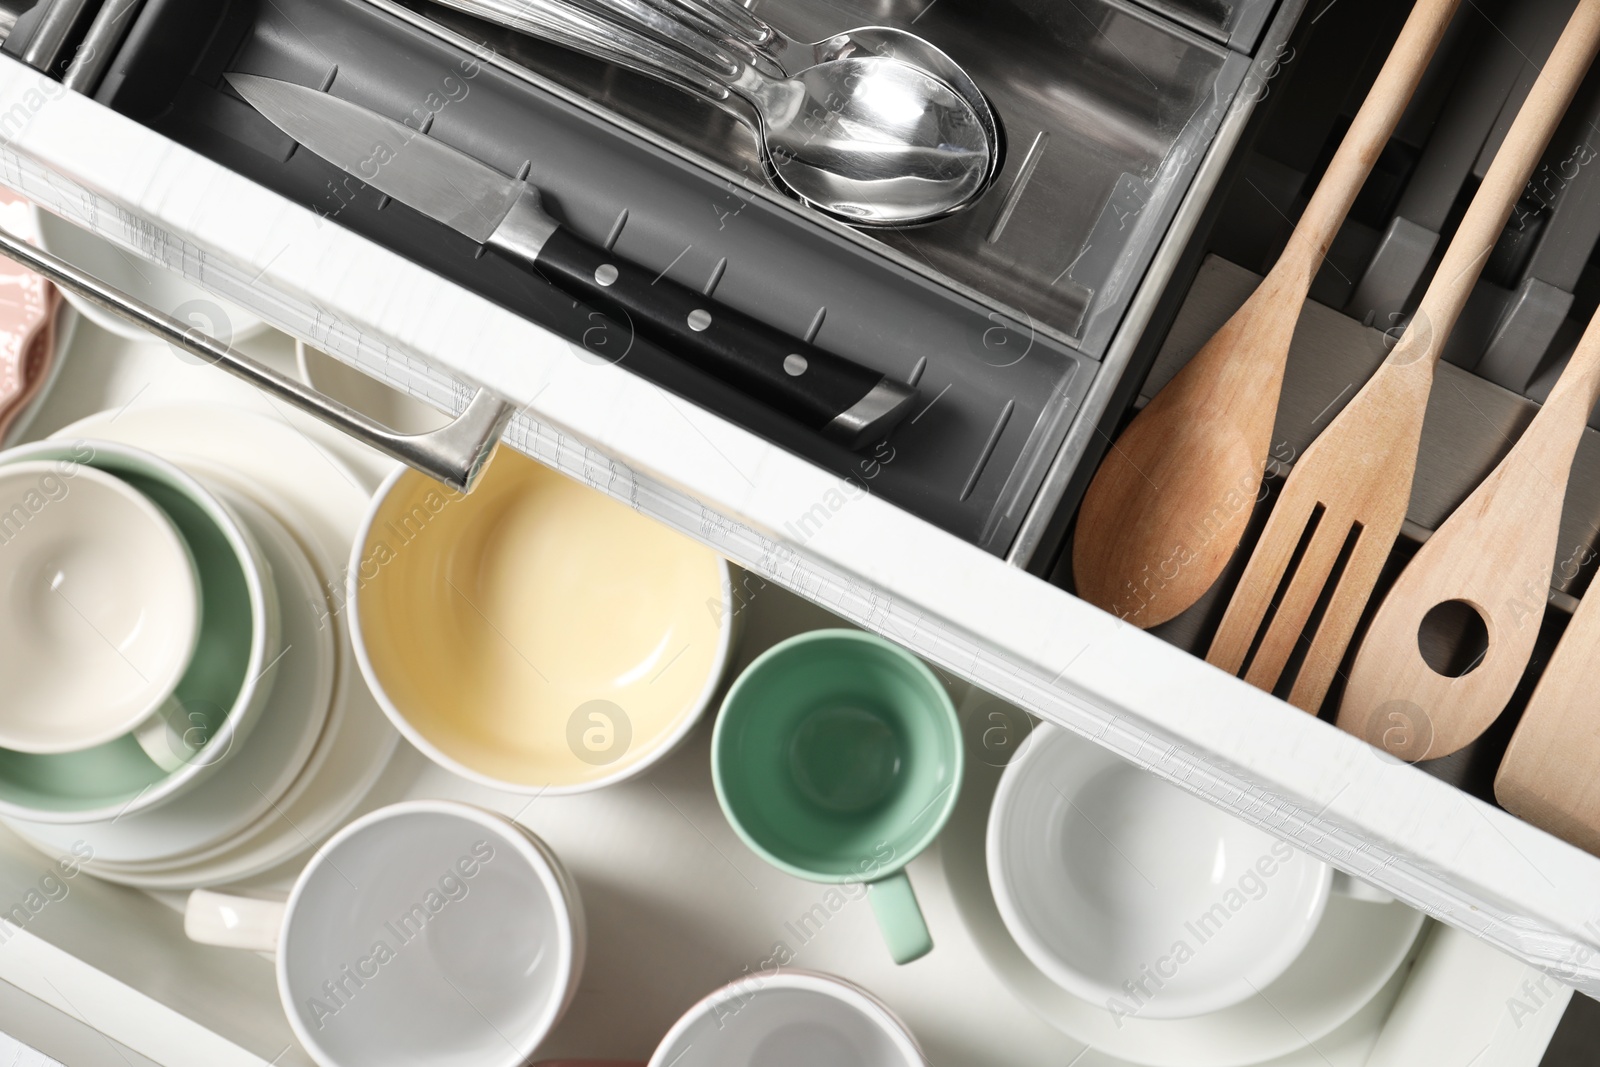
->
(0, 185), (59, 443)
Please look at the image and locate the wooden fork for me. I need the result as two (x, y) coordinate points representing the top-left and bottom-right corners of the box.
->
(1206, 0), (1600, 713)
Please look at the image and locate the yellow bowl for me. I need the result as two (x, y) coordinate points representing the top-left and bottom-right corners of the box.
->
(350, 450), (735, 793)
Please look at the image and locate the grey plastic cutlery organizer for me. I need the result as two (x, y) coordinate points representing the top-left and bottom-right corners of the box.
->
(1042, 0), (1600, 807)
(84, 0), (1255, 556)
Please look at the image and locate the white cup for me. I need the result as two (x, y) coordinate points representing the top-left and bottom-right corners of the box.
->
(649, 971), (927, 1067)
(987, 724), (1388, 1020)
(0, 460), (200, 759)
(186, 801), (585, 1067)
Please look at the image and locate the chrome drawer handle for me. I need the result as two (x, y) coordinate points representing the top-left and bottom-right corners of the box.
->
(0, 223), (514, 493)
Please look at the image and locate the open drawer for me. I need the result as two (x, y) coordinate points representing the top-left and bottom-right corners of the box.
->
(1, 0), (1599, 1025)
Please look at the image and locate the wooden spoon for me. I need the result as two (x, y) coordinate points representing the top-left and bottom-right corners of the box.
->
(1071, 0), (1461, 628)
(1337, 303), (1600, 760)
(1206, 0), (1600, 714)
(1496, 577), (1600, 856)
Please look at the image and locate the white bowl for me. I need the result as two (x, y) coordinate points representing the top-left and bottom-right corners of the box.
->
(0, 440), (281, 823)
(32, 206), (266, 344)
(650, 971), (927, 1067)
(987, 724), (1331, 1020)
(0, 459), (199, 753)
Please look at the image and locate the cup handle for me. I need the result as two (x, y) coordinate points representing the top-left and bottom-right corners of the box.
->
(1332, 869), (1395, 904)
(868, 871), (933, 964)
(185, 889), (286, 953)
(132, 696), (203, 774)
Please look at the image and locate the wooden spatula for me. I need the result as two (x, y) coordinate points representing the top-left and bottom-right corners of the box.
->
(1070, 0), (1461, 628)
(1496, 580), (1600, 856)
(1206, 0), (1600, 713)
(1337, 304), (1600, 759)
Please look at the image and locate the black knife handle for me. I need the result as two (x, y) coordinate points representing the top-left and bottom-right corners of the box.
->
(529, 226), (915, 448)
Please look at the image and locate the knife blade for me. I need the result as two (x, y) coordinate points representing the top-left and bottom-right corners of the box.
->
(226, 73), (916, 449)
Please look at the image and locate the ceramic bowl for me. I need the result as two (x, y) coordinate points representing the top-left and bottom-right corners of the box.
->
(350, 450), (736, 794)
(0, 460), (200, 753)
(0, 440), (280, 822)
(987, 724), (1332, 1019)
(650, 971), (927, 1067)
(2, 486), (337, 865)
(31, 206), (265, 344)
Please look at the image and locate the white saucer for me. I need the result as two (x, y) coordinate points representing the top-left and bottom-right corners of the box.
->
(942, 744), (1425, 1067)
(37, 403), (399, 887)
(3, 488), (335, 863)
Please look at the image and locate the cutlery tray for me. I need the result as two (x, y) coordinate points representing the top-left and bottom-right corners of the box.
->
(79, 0), (1260, 557)
(1042, 0), (1600, 815)
(81, 0), (1085, 555)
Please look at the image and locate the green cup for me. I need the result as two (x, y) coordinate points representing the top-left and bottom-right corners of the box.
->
(712, 629), (962, 964)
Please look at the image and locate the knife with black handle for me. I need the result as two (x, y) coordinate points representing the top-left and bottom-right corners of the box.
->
(227, 73), (916, 449)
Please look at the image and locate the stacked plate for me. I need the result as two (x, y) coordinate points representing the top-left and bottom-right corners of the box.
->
(0, 403), (398, 887)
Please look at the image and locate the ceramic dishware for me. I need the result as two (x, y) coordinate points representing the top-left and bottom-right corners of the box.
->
(650, 971), (926, 1067)
(988, 723), (1389, 1020)
(31, 205), (266, 344)
(185, 801), (585, 1067)
(712, 629), (961, 964)
(0, 439), (279, 821)
(3, 487), (336, 867)
(0, 460), (201, 762)
(351, 450), (735, 795)
(943, 714), (1424, 1067)
(1205, 0), (1600, 712)
(20, 403), (399, 889)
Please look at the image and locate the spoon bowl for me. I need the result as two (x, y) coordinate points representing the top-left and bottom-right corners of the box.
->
(755, 56), (991, 225)
(756, 23), (1002, 191)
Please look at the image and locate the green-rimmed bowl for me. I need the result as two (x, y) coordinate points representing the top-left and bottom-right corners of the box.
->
(0, 439), (280, 822)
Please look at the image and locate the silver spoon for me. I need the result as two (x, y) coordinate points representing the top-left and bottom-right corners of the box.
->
(429, 0), (992, 225)
(653, 0), (1001, 187)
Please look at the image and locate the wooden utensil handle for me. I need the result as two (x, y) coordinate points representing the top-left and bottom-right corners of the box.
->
(1400, 0), (1600, 364)
(1285, 0), (1463, 282)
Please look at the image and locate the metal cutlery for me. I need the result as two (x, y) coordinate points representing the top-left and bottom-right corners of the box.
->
(428, 0), (992, 225)
(1070, 0), (1461, 628)
(227, 73), (917, 448)
(1336, 302), (1600, 760)
(648, 0), (999, 187)
(1205, 0), (1600, 713)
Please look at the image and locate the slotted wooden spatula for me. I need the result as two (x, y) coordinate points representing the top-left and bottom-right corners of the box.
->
(1337, 304), (1600, 759)
(1207, 0), (1600, 713)
(1070, 0), (1461, 627)
(1496, 579), (1600, 856)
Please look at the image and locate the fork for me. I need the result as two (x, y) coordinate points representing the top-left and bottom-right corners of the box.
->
(1205, 0), (1600, 713)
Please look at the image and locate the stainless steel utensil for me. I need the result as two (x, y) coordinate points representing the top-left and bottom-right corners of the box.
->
(428, 0), (992, 225)
(658, 0), (1000, 185)
(226, 73), (917, 447)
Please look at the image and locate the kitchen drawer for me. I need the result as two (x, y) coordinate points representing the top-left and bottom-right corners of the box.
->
(1, 0), (1598, 1022)
(0, 319), (1573, 1067)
